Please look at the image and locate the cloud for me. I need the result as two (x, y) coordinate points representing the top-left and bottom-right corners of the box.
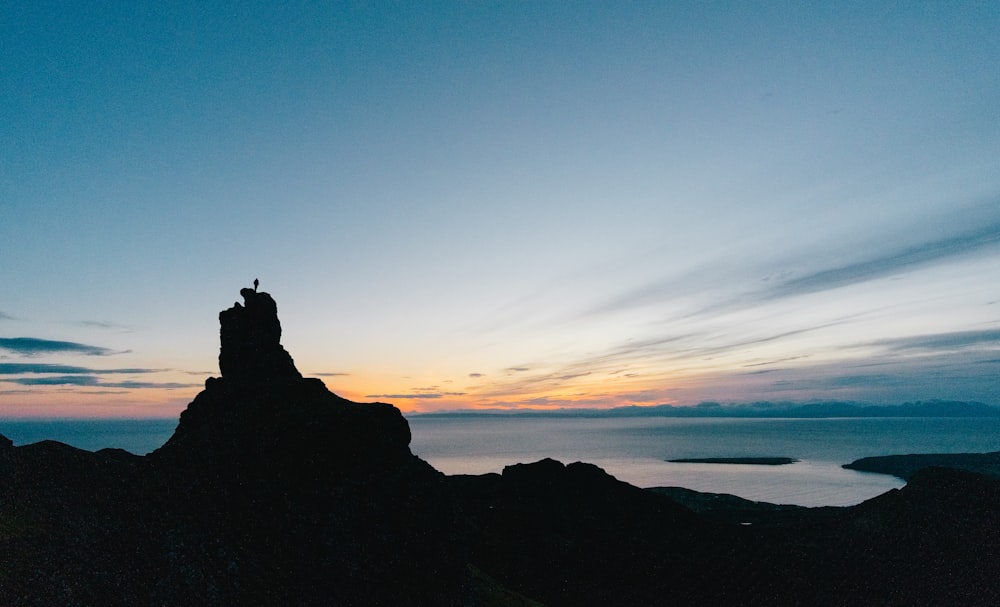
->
(468, 372), (484, 378)
(0, 337), (125, 357)
(12, 375), (101, 386)
(761, 220), (1000, 302)
(4, 375), (198, 389)
(591, 209), (1000, 320)
(99, 381), (200, 389)
(743, 356), (809, 368)
(0, 363), (161, 375)
(364, 391), (466, 400)
(0, 312), (15, 321)
(0, 363), (198, 390)
(555, 321), (846, 378)
(870, 329), (1000, 352)
(366, 393), (443, 399)
(505, 367), (530, 373)
(73, 320), (134, 331)
(313, 372), (351, 377)
(822, 374), (908, 388)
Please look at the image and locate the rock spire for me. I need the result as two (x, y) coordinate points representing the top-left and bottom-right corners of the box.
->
(218, 288), (302, 383)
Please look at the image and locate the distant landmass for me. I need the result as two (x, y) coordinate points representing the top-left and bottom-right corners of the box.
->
(668, 457), (797, 465)
(414, 399), (1000, 418)
(2, 287), (999, 606)
(844, 451), (1000, 480)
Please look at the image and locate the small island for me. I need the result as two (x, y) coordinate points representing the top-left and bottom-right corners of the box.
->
(667, 457), (797, 466)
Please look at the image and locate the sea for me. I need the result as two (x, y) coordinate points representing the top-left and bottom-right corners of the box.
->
(3, 416), (1000, 508)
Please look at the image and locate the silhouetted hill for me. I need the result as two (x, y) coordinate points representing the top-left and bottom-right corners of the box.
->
(448, 458), (799, 605)
(790, 467), (1000, 606)
(449, 459), (1000, 606)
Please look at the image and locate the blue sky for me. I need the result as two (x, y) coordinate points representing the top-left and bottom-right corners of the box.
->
(2, 2), (998, 416)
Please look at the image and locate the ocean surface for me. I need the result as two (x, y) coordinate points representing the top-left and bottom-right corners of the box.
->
(0, 419), (178, 456)
(408, 416), (1000, 506)
(4, 416), (1000, 507)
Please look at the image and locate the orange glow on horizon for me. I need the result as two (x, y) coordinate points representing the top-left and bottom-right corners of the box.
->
(1, 360), (748, 419)
(319, 369), (690, 414)
(0, 388), (190, 419)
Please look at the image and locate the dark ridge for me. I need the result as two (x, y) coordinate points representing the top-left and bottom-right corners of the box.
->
(647, 486), (847, 529)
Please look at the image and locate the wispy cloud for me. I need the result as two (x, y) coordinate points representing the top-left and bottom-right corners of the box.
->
(313, 372), (351, 377)
(73, 320), (133, 331)
(0, 363), (197, 390)
(870, 328), (1000, 352)
(591, 209), (1000, 320)
(367, 393), (444, 400)
(760, 220), (1000, 303)
(4, 375), (198, 389)
(0, 312), (15, 321)
(0, 363), (162, 375)
(0, 337), (126, 357)
(743, 356), (809, 368)
(100, 381), (200, 389)
(12, 375), (100, 386)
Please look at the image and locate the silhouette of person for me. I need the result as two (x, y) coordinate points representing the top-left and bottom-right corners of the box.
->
(254, 278), (259, 292)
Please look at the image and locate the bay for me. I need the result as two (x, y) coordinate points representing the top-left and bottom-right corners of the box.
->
(407, 416), (1000, 507)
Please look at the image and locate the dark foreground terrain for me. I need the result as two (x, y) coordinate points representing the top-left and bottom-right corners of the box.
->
(2, 289), (998, 606)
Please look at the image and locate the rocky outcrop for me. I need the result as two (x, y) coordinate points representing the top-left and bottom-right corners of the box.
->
(0, 288), (469, 607)
(143, 288), (469, 606)
(217, 288), (301, 383)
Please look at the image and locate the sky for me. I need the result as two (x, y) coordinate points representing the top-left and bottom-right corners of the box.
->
(2, 1), (999, 418)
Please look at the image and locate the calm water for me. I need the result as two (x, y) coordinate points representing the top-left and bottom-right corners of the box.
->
(408, 416), (1000, 506)
(0, 419), (178, 455)
(4, 416), (1000, 507)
